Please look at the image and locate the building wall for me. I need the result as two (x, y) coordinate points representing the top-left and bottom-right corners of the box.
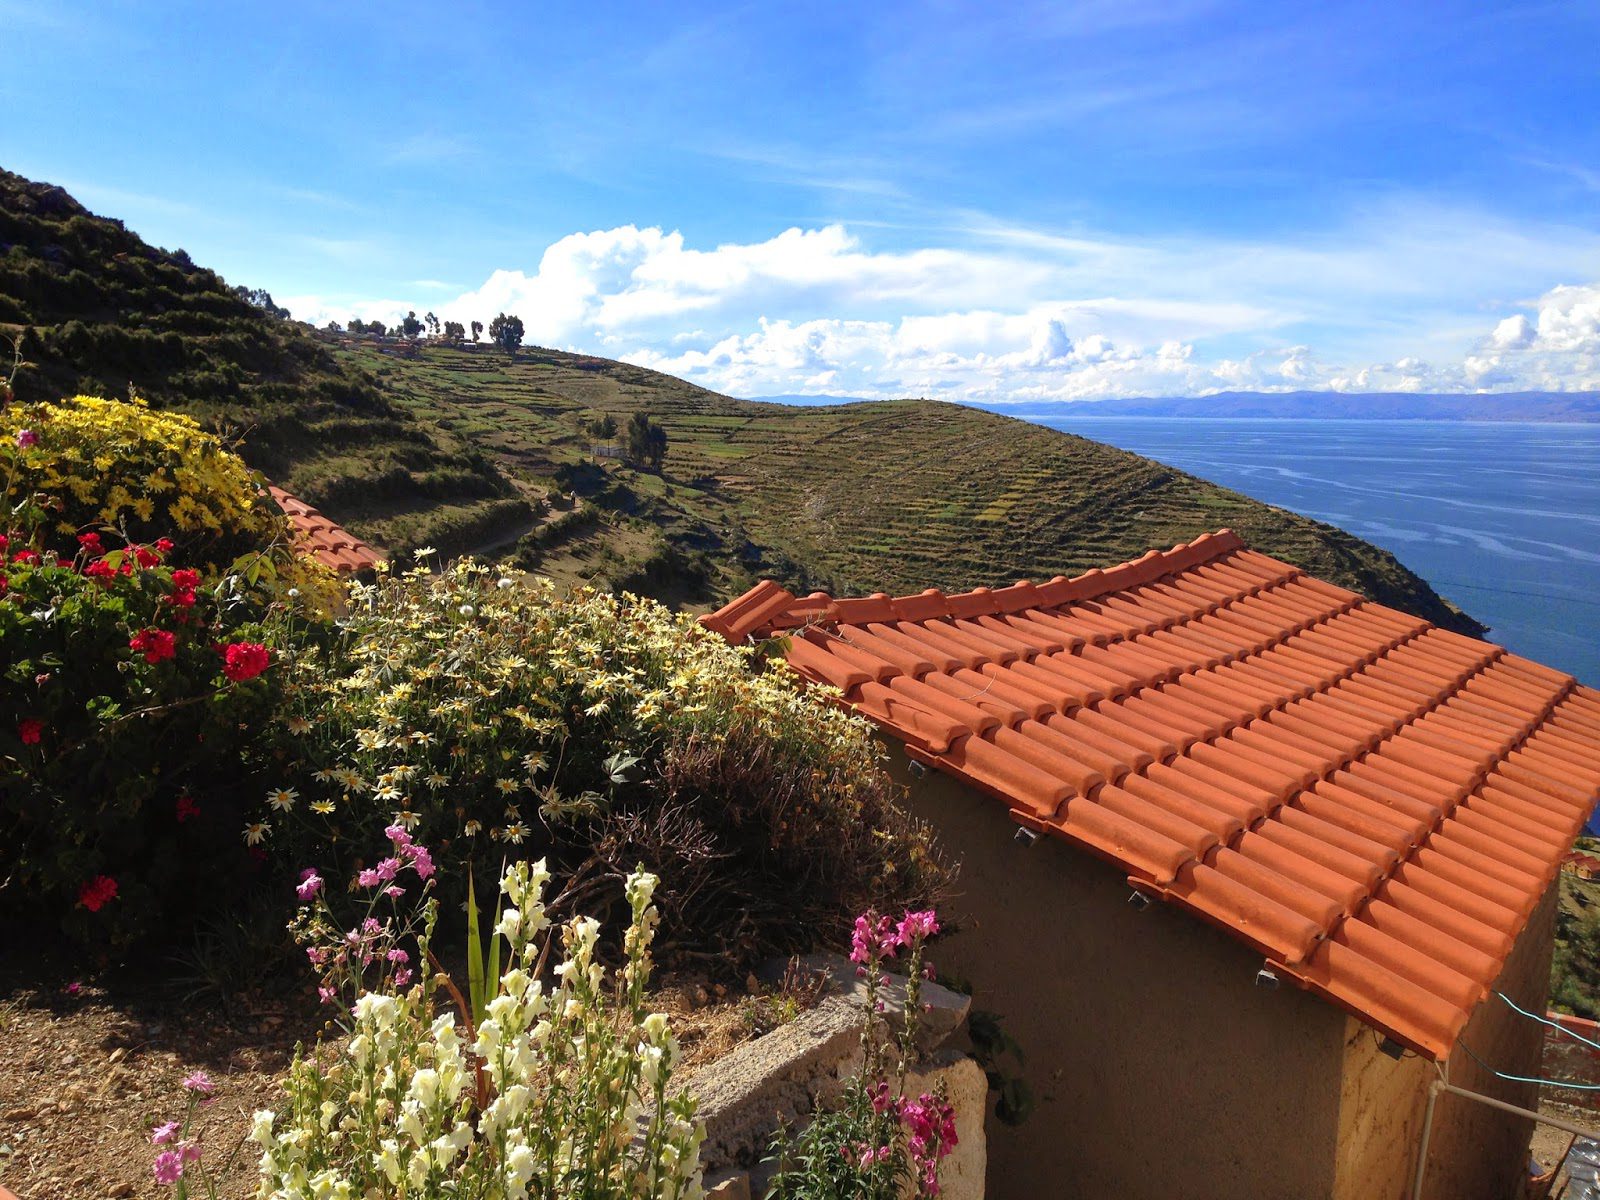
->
(895, 761), (1353, 1200)
(1332, 879), (1558, 1200)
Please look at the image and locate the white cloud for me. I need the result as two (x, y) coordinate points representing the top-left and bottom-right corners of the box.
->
(285, 208), (1600, 401)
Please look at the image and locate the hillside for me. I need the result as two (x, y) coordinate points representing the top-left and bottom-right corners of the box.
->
(1021, 390), (1600, 422)
(0, 166), (1481, 634)
(0, 168), (524, 552)
(346, 340), (1486, 635)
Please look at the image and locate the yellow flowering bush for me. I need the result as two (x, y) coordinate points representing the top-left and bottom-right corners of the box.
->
(255, 559), (949, 965)
(2, 394), (287, 574)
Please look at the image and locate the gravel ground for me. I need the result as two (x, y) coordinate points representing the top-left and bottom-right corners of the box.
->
(0, 953), (754, 1200)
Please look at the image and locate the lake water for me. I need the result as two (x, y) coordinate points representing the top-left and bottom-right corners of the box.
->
(1025, 416), (1600, 686)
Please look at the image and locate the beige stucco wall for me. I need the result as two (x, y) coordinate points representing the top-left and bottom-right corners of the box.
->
(1332, 878), (1558, 1200)
(895, 760), (1353, 1200)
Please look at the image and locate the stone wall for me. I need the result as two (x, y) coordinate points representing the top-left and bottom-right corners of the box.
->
(684, 955), (988, 1199)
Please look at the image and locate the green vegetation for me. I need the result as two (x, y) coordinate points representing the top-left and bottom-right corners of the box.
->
(1552, 858), (1600, 1018)
(352, 340), (1485, 632)
(0, 168), (521, 557)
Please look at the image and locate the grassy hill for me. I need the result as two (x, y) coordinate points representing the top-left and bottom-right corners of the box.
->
(349, 340), (1485, 634)
(0, 166), (1480, 634)
(0, 168), (525, 553)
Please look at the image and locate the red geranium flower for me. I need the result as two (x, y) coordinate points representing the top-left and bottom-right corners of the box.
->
(221, 641), (270, 682)
(129, 628), (177, 664)
(78, 876), (118, 912)
(76, 532), (104, 557)
(175, 794), (200, 823)
(84, 559), (116, 582)
(18, 717), (44, 745)
(155, 538), (174, 553)
(0, 533), (8, 551)
(11, 550), (39, 565)
(171, 568), (200, 590)
(132, 545), (161, 569)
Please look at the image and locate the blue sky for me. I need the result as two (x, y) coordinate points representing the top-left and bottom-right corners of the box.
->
(7, 0), (1600, 400)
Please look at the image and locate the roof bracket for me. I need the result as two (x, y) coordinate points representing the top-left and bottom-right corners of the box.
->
(1255, 966), (1281, 990)
(1379, 1037), (1406, 1060)
(1014, 826), (1040, 847)
(1127, 889), (1151, 911)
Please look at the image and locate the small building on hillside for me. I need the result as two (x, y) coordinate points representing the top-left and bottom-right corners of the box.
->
(702, 529), (1600, 1200)
(1561, 850), (1600, 880)
(267, 485), (385, 575)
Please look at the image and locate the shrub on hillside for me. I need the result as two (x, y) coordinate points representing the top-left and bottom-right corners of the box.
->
(250, 560), (950, 967)
(0, 537), (301, 944)
(0, 394), (289, 573)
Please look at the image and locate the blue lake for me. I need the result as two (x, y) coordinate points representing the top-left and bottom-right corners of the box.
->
(1024, 416), (1600, 686)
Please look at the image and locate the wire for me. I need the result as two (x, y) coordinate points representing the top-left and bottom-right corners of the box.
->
(1455, 1039), (1600, 1091)
(1498, 991), (1600, 1055)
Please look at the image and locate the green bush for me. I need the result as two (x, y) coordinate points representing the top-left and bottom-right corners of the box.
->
(251, 559), (950, 967)
(0, 541), (298, 944)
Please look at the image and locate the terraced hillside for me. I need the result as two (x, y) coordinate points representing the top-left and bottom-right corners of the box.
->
(350, 341), (1485, 635)
(0, 169), (522, 552)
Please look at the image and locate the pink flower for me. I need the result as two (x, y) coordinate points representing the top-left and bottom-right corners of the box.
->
(64, 981), (81, 996)
(386, 948), (409, 965)
(295, 869), (324, 900)
(407, 844), (435, 879)
(152, 1150), (183, 1185)
(180, 1071), (215, 1097)
(317, 986), (336, 1005)
(384, 884), (405, 898)
(180, 1141), (202, 1164)
(393, 968), (413, 987)
(357, 868), (381, 888)
(375, 857), (400, 882)
(385, 823), (413, 848)
(850, 912), (898, 965)
(15, 429), (38, 450)
(896, 909), (939, 947)
(151, 1121), (181, 1145)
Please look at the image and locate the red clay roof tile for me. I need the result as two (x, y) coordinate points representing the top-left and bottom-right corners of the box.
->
(267, 486), (384, 575)
(701, 529), (1600, 1061)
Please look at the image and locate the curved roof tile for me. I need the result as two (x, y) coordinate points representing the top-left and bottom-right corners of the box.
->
(267, 485), (384, 575)
(700, 529), (1600, 1061)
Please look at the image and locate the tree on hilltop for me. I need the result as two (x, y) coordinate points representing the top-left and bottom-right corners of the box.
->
(626, 411), (668, 470)
(488, 312), (524, 356)
(400, 311), (425, 340)
(471, 320), (483, 342)
(425, 311), (440, 337)
(442, 320), (465, 343)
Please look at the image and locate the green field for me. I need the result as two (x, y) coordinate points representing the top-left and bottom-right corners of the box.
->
(346, 340), (1484, 633)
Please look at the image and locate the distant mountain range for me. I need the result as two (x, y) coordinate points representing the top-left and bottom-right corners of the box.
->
(1000, 391), (1600, 422)
(755, 390), (1600, 421)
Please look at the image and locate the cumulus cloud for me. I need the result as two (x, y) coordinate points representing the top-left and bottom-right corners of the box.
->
(286, 213), (1600, 402)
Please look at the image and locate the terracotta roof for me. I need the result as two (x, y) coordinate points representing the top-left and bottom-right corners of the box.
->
(702, 530), (1600, 1061)
(267, 486), (385, 574)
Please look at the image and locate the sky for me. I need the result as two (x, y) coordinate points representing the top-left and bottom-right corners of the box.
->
(6, 0), (1600, 402)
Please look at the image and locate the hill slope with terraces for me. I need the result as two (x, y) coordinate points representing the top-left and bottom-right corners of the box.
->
(346, 340), (1485, 635)
(0, 168), (521, 553)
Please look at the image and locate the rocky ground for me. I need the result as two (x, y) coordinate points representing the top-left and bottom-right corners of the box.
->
(0, 961), (754, 1200)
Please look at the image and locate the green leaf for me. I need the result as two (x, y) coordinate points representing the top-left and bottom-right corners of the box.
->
(466, 867), (485, 1025)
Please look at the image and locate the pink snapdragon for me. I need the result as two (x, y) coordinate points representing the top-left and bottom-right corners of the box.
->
(850, 913), (898, 967)
(896, 909), (939, 946)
